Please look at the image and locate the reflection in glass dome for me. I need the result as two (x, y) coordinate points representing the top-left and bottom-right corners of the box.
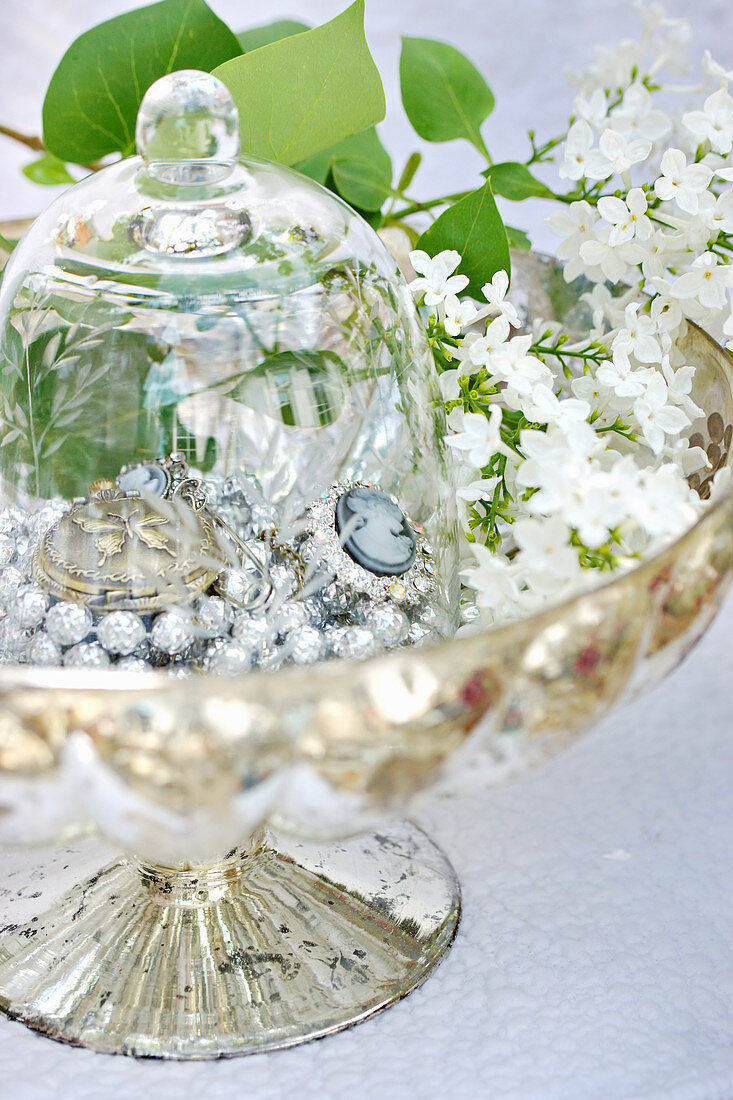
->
(0, 72), (458, 673)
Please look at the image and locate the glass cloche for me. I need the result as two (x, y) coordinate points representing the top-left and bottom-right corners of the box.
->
(0, 71), (458, 673)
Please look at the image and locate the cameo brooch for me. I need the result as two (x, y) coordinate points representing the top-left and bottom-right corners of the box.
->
(300, 481), (438, 606)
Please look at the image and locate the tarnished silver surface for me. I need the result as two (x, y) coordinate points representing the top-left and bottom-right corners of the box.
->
(0, 821), (460, 1059)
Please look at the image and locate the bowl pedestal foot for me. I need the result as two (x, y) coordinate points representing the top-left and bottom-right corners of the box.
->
(0, 821), (460, 1058)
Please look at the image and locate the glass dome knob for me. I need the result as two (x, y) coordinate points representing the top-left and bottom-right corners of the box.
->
(131, 70), (250, 255)
(135, 70), (240, 185)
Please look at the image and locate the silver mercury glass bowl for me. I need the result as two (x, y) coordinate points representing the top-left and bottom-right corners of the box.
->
(0, 88), (731, 1058)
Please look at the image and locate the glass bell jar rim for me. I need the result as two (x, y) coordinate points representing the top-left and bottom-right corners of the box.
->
(1, 417), (729, 696)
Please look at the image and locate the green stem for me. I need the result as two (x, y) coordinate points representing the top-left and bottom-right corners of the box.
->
(0, 124), (44, 152)
(387, 189), (474, 221)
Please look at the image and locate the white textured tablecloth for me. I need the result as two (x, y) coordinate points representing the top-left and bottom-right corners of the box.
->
(1, 3), (732, 1097)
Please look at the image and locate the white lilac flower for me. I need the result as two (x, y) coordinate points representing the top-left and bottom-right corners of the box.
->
(461, 544), (521, 622)
(609, 84), (672, 144)
(682, 88), (733, 155)
(567, 39), (641, 98)
(597, 188), (653, 245)
(724, 308), (733, 343)
(546, 200), (600, 281)
(564, 470), (629, 548)
(701, 50), (733, 89)
(634, 464), (701, 539)
(447, 406), (513, 468)
(512, 516), (582, 593)
(571, 372), (617, 416)
(709, 189), (733, 234)
(579, 227), (644, 282)
(649, 288), (685, 335)
(660, 191), (720, 253)
(654, 148), (713, 214)
(583, 128), (652, 181)
(442, 294), (483, 337)
(438, 369), (460, 402)
(516, 426), (603, 513)
(581, 283), (636, 332)
(709, 466), (733, 501)
(664, 437), (711, 475)
(640, 228), (688, 281)
(660, 357), (705, 420)
(574, 88), (608, 132)
(633, 372), (691, 453)
(481, 270), (521, 328)
(408, 249), (468, 307)
(521, 385), (592, 435)
(670, 252), (733, 311)
(613, 303), (663, 363)
(488, 337), (554, 399)
(712, 162), (733, 183)
(452, 316), (511, 370)
(596, 355), (654, 400)
(559, 120), (596, 181)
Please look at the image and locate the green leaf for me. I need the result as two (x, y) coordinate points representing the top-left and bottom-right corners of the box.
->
(42, 0), (242, 164)
(214, 1), (385, 166)
(505, 225), (532, 250)
(483, 161), (553, 201)
(236, 19), (310, 52)
(22, 154), (75, 187)
(417, 180), (509, 299)
(297, 128), (392, 211)
(400, 37), (494, 156)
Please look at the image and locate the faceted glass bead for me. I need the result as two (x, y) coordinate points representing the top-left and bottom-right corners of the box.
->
(150, 613), (193, 656)
(63, 642), (110, 668)
(13, 586), (48, 630)
(46, 602), (93, 647)
(97, 612), (147, 656)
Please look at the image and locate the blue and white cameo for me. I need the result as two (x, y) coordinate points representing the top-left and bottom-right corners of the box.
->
(335, 486), (417, 577)
(118, 463), (169, 498)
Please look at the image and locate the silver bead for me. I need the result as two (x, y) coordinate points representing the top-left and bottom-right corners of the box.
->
(328, 626), (378, 661)
(46, 601), (93, 646)
(97, 611), (146, 655)
(63, 642), (110, 669)
(0, 567), (23, 607)
(287, 624), (326, 665)
(150, 612), (193, 655)
(215, 567), (261, 607)
(195, 595), (232, 637)
(13, 585), (48, 629)
(115, 656), (149, 672)
(406, 622), (433, 647)
(268, 563), (298, 598)
(272, 600), (310, 636)
(319, 580), (349, 615)
(29, 633), (62, 667)
(258, 645), (285, 672)
(203, 639), (254, 675)
(362, 604), (410, 647)
(0, 534), (13, 567)
(231, 613), (269, 648)
(418, 603), (438, 628)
